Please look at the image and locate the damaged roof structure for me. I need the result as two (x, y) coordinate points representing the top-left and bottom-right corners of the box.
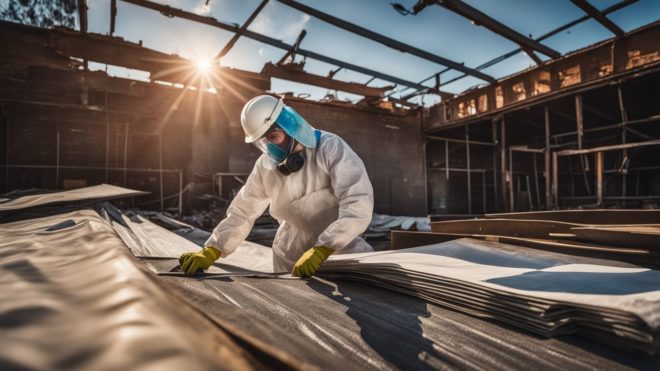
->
(1, 0), (658, 215)
(1, 0), (660, 369)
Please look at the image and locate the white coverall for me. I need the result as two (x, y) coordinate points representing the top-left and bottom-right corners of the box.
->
(205, 131), (374, 271)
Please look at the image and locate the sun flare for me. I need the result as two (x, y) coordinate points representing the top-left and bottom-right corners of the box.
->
(195, 58), (212, 74)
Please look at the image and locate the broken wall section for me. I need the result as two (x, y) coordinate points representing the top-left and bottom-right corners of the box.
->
(428, 21), (660, 129)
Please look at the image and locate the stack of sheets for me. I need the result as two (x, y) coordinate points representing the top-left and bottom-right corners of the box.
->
(319, 238), (660, 353)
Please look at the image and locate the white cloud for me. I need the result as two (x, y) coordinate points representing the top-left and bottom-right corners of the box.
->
(250, 6), (310, 42)
(283, 14), (310, 40)
(157, 0), (211, 14)
(193, 2), (211, 15)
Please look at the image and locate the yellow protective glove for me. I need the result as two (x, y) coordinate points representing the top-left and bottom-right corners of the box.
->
(292, 246), (334, 277)
(179, 246), (221, 276)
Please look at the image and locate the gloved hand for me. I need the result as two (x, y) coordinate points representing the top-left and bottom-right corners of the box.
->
(179, 246), (221, 276)
(292, 246), (334, 277)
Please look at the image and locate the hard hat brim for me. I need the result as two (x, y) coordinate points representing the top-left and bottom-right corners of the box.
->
(244, 124), (270, 143)
(244, 98), (285, 143)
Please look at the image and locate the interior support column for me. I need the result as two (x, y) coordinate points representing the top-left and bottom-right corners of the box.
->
(596, 151), (604, 206)
(491, 119), (499, 211)
(465, 125), (472, 214)
(544, 107), (552, 209)
(500, 117), (508, 212)
(552, 152), (559, 208)
(617, 86), (628, 207)
(575, 94), (591, 195)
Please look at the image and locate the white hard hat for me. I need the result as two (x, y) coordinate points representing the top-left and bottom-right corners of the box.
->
(241, 95), (284, 143)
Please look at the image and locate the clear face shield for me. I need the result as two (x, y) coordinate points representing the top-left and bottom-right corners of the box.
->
(251, 100), (317, 175)
(252, 126), (293, 163)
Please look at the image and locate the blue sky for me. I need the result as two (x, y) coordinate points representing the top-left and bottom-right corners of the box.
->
(83, 0), (659, 105)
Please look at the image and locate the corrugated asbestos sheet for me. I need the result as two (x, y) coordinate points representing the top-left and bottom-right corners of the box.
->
(0, 210), (307, 370)
(154, 268), (660, 370)
(1, 186), (660, 369)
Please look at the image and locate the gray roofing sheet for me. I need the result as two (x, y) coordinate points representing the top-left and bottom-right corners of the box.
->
(0, 210), (297, 370)
(151, 263), (660, 370)
(122, 202), (660, 368)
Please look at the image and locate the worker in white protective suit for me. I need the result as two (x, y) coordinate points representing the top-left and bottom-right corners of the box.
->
(179, 95), (374, 277)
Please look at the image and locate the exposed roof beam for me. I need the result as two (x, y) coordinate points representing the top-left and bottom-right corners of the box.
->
(77, 0), (89, 70)
(276, 29), (307, 66)
(386, 66), (451, 98)
(77, 0), (88, 34)
(250, 35), (432, 91)
(276, 0), (495, 83)
(538, 0), (635, 40)
(110, 0), (117, 35)
(262, 63), (393, 97)
(385, 95), (423, 108)
(119, 0), (433, 91)
(416, 0), (560, 59)
(401, 0), (637, 100)
(570, 0), (625, 37)
(1, 20), (272, 94)
(438, 0), (633, 87)
(216, 0), (269, 60)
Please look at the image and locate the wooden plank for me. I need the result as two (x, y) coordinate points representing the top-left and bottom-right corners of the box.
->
(486, 209), (660, 224)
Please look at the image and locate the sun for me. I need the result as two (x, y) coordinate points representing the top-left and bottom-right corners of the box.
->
(195, 57), (212, 74)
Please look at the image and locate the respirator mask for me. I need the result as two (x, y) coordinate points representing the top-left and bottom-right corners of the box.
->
(253, 130), (306, 176)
